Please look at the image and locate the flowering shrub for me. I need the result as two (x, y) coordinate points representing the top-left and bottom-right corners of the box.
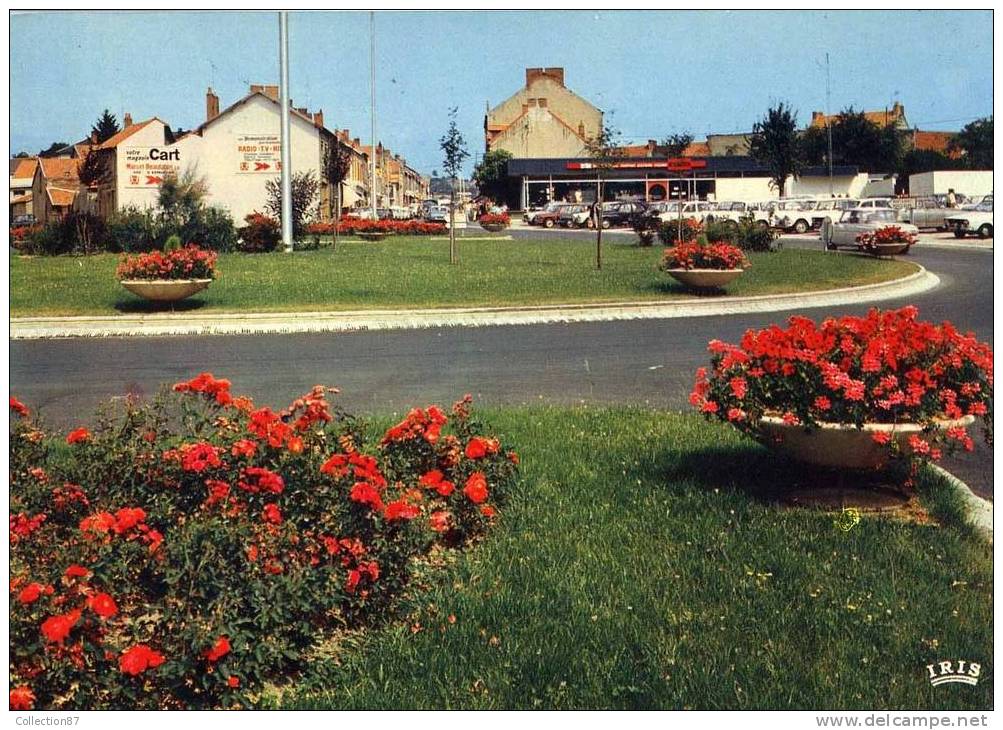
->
(115, 245), (217, 281)
(856, 226), (918, 253)
(478, 213), (511, 226)
(9, 376), (517, 709)
(10, 224), (42, 247)
(237, 212), (281, 253)
(657, 217), (703, 246)
(690, 307), (993, 462)
(305, 218), (447, 237)
(660, 240), (748, 271)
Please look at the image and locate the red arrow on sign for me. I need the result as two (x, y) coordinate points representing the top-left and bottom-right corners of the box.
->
(146, 175), (163, 185)
(255, 162), (270, 171)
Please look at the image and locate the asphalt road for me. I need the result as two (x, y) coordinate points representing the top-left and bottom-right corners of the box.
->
(9, 237), (994, 497)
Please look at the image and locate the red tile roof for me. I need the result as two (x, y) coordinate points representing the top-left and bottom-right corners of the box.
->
(682, 141), (710, 157)
(38, 157), (80, 182)
(912, 130), (958, 155)
(46, 187), (77, 207)
(11, 158), (38, 179)
(98, 118), (157, 149)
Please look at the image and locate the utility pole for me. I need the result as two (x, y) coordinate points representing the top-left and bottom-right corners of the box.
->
(279, 12), (293, 252)
(826, 52), (833, 197)
(369, 11), (377, 220)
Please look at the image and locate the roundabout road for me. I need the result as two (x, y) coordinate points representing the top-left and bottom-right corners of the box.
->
(9, 237), (994, 498)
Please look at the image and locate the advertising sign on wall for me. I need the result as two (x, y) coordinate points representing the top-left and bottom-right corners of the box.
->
(236, 134), (282, 173)
(123, 147), (183, 188)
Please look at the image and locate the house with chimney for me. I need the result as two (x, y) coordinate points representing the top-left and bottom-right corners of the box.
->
(31, 157), (82, 223)
(485, 67), (603, 158)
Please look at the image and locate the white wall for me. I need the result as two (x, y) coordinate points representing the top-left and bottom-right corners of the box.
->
(908, 170), (993, 197)
(112, 96), (322, 224)
(787, 173), (869, 198)
(714, 177), (776, 201)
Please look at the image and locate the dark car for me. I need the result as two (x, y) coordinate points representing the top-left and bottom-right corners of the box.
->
(600, 201), (648, 229)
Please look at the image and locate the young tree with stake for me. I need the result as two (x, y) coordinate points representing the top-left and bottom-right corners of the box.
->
(439, 108), (469, 265)
(583, 123), (624, 270)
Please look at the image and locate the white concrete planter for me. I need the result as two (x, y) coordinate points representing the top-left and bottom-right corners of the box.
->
(480, 222), (509, 233)
(120, 279), (212, 302)
(757, 414), (975, 470)
(356, 231), (387, 242)
(666, 268), (744, 289)
(863, 242), (911, 256)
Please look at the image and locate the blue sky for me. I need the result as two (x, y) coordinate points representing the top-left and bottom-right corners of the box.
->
(10, 10), (993, 175)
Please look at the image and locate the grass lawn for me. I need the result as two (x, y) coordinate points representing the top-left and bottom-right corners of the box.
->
(9, 238), (917, 317)
(275, 408), (992, 710)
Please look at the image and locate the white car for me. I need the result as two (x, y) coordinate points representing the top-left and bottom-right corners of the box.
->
(702, 201), (772, 228)
(769, 200), (816, 234)
(647, 200), (714, 224)
(821, 208), (919, 250)
(810, 199), (860, 229)
(944, 200), (993, 239)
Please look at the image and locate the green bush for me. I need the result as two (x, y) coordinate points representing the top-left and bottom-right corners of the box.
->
(164, 234), (182, 252)
(179, 207), (238, 253)
(733, 216), (780, 252)
(656, 217), (703, 246)
(107, 206), (163, 253)
(21, 213), (107, 256)
(9, 377), (518, 709)
(237, 213), (281, 253)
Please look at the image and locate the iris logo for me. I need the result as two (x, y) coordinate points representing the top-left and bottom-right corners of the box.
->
(926, 660), (980, 687)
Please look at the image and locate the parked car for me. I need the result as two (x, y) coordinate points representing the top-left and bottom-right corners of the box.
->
(426, 206), (449, 223)
(896, 197), (951, 230)
(944, 200), (993, 239)
(770, 200), (816, 234)
(821, 208), (919, 250)
(810, 199), (860, 229)
(647, 200), (714, 224)
(11, 214), (35, 227)
(600, 201), (648, 228)
(525, 202), (565, 227)
(559, 204), (592, 228)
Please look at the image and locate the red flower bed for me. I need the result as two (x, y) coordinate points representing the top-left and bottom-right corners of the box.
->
(856, 225), (918, 252)
(116, 245), (217, 281)
(305, 218), (446, 237)
(9, 376), (518, 709)
(660, 240), (747, 271)
(690, 307), (993, 461)
(478, 213), (510, 226)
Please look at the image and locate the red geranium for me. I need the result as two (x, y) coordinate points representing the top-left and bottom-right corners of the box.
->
(17, 583), (44, 604)
(66, 428), (91, 445)
(119, 644), (165, 676)
(9, 686), (35, 710)
(41, 609), (81, 644)
(262, 503), (282, 525)
(205, 636), (231, 662)
(661, 240), (747, 271)
(10, 396), (29, 418)
(86, 592), (118, 619)
(463, 472), (489, 504)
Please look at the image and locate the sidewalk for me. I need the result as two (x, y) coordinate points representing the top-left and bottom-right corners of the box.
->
(10, 266), (938, 339)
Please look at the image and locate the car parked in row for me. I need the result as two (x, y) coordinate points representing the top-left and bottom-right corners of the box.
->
(821, 208), (919, 250)
(524, 202), (565, 227)
(599, 201), (648, 228)
(559, 204), (593, 228)
(810, 199), (859, 229)
(945, 199), (993, 239)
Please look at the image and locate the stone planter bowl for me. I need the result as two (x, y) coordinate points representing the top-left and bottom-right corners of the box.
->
(666, 268), (744, 289)
(757, 414), (975, 470)
(480, 222), (509, 233)
(863, 242), (911, 256)
(356, 231), (387, 242)
(120, 279), (212, 302)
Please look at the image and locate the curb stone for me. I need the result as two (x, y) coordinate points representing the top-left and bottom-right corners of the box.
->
(9, 265), (938, 340)
(927, 463), (993, 543)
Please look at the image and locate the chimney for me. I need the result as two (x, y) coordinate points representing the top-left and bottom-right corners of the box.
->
(526, 67), (564, 87)
(124, 112), (133, 127)
(206, 87), (220, 123)
(250, 84), (280, 102)
(313, 109), (324, 129)
(353, 137), (360, 147)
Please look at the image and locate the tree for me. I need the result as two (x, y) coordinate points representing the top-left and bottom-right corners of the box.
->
(439, 107), (469, 265)
(472, 149), (516, 206)
(265, 170), (319, 238)
(802, 108), (905, 173)
(583, 123), (624, 270)
(91, 109), (120, 144)
(749, 102), (803, 198)
(323, 140), (353, 248)
(661, 132), (694, 158)
(158, 167), (209, 234)
(14, 151), (30, 158)
(950, 117), (992, 169)
(77, 147), (110, 187)
(38, 141), (70, 158)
